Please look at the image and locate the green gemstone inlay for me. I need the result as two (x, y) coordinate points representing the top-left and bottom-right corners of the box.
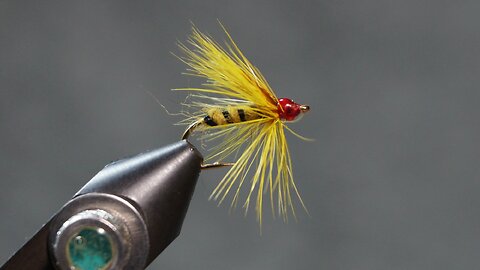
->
(67, 227), (114, 270)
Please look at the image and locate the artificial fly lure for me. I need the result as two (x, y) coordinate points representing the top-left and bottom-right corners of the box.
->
(174, 24), (310, 225)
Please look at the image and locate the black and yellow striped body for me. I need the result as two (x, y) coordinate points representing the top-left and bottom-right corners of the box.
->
(203, 106), (261, 126)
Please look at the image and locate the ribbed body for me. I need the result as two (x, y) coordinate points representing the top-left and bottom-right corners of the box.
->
(203, 106), (261, 126)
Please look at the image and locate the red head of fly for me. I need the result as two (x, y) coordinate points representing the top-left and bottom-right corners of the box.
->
(277, 98), (310, 121)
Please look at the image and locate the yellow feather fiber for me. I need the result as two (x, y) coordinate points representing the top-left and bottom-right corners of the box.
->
(174, 24), (307, 225)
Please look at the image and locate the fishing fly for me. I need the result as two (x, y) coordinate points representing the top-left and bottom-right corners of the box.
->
(174, 24), (310, 225)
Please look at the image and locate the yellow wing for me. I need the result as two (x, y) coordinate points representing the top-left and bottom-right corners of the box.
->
(175, 24), (278, 118)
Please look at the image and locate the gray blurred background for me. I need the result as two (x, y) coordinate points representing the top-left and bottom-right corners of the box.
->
(1, 1), (479, 269)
